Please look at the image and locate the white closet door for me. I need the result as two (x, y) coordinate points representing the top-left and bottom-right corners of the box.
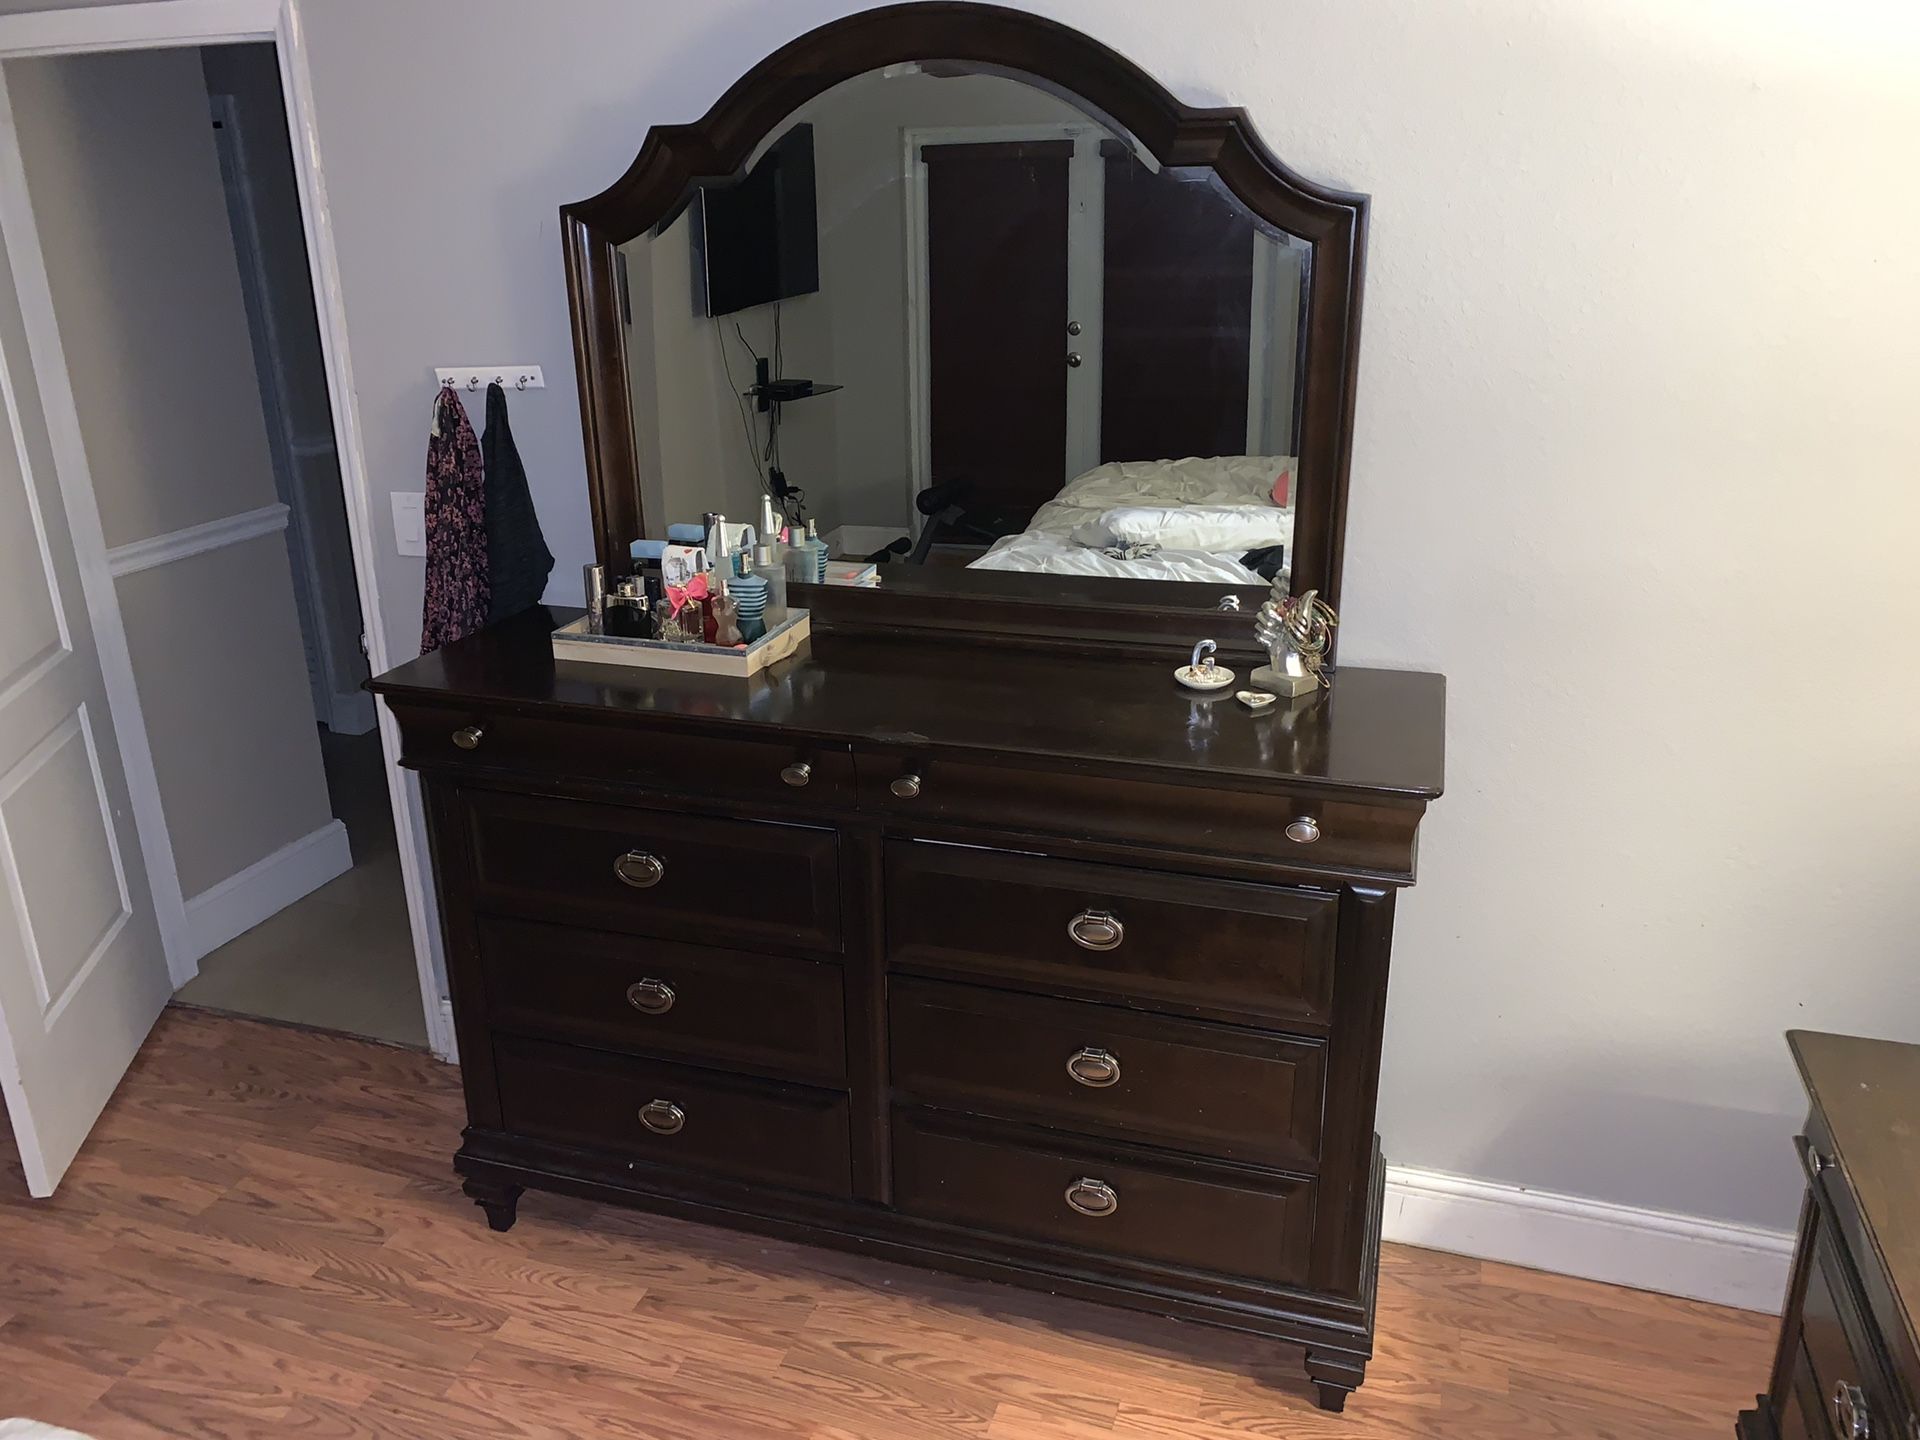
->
(0, 79), (171, 1196)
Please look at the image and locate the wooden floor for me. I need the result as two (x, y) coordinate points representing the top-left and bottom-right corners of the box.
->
(0, 1009), (1773, 1438)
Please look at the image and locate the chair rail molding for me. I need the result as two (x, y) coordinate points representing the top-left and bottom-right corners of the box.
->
(104, 502), (291, 579)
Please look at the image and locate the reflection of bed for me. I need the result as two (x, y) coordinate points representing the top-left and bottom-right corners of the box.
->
(967, 455), (1295, 585)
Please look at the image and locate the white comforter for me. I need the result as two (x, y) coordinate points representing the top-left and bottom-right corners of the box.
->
(968, 455), (1294, 585)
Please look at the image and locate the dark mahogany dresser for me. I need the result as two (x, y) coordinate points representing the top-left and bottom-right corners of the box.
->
(371, 610), (1444, 1408)
(1740, 1032), (1920, 1440)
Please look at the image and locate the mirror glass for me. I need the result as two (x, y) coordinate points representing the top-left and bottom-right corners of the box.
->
(618, 63), (1310, 593)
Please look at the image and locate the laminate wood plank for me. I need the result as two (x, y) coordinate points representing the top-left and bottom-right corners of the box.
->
(0, 1009), (1772, 1439)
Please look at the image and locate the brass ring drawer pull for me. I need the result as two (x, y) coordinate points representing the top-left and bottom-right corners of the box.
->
(451, 725), (484, 750)
(625, 978), (675, 1015)
(1065, 1177), (1119, 1218)
(1834, 1382), (1871, 1440)
(614, 850), (666, 889)
(1066, 1047), (1120, 1088)
(1067, 908), (1123, 951)
(639, 1099), (685, 1135)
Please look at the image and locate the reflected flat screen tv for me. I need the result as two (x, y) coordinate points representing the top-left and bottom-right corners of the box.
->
(695, 123), (820, 318)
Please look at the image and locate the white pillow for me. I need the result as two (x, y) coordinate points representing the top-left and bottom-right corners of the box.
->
(1074, 503), (1293, 553)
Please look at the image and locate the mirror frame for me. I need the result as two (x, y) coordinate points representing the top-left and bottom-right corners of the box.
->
(561, 1), (1368, 652)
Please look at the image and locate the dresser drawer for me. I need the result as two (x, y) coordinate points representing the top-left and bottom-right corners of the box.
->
(854, 750), (1422, 881)
(494, 1036), (852, 1198)
(885, 841), (1337, 1029)
(892, 1108), (1314, 1287)
(890, 977), (1324, 1170)
(479, 916), (846, 1085)
(392, 700), (854, 807)
(1802, 1226), (1910, 1440)
(463, 789), (840, 954)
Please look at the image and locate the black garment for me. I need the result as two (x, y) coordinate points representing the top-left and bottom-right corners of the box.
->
(483, 382), (554, 622)
(1241, 543), (1288, 581)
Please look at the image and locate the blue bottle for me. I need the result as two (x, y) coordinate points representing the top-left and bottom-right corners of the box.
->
(729, 552), (769, 642)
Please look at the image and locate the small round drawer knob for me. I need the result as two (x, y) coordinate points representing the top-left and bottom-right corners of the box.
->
(1065, 1177), (1119, 1217)
(451, 725), (484, 751)
(781, 761), (813, 788)
(1066, 908), (1124, 952)
(1285, 816), (1322, 845)
(890, 772), (923, 800)
(625, 978), (675, 1015)
(1066, 1047), (1121, 1088)
(614, 850), (666, 889)
(639, 1099), (685, 1135)
(1834, 1382), (1871, 1440)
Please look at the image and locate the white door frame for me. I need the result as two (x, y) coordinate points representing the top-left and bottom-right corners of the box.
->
(901, 121), (1107, 536)
(0, 0), (455, 1060)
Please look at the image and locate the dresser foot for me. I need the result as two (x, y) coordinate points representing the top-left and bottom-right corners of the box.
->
(1305, 1350), (1365, 1413)
(463, 1177), (523, 1232)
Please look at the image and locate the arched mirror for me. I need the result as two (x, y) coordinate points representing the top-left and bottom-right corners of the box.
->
(563, 3), (1366, 650)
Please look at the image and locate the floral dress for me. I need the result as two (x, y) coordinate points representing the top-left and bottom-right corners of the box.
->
(420, 386), (489, 653)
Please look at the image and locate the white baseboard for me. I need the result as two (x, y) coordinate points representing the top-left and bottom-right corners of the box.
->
(1383, 1164), (1795, 1313)
(326, 688), (376, 736)
(180, 819), (353, 967)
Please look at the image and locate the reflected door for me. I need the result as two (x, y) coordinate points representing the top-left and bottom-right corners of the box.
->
(0, 101), (171, 1196)
(1100, 149), (1256, 463)
(922, 139), (1072, 528)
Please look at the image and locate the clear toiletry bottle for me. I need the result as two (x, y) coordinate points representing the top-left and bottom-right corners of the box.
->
(751, 542), (789, 627)
(785, 526), (815, 585)
(805, 519), (829, 582)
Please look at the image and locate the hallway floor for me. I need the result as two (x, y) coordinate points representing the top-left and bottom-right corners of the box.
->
(173, 729), (426, 1048)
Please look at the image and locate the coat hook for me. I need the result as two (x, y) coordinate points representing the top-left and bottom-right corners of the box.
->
(515, 373), (529, 391)
(467, 374), (480, 391)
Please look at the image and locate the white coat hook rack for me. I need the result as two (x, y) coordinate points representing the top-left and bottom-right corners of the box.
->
(434, 365), (545, 392)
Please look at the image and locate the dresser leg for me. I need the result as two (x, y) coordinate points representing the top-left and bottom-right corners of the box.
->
(1305, 1350), (1366, 1412)
(463, 1177), (523, 1232)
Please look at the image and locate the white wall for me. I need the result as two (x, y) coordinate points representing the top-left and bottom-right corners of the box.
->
(6, 47), (337, 903)
(270, 0), (1920, 1239)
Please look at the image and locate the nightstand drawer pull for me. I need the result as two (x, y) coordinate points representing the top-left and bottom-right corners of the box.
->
(890, 772), (923, 800)
(1066, 1047), (1121, 1088)
(625, 978), (675, 1015)
(639, 1099), (685, 1135)
(1284, 815), (1321, 844)
(781, 761), (812, 788)
(1066, 908), (1124, 951)
(1835, 1382), (1872, 1440)
(614, 850), (665, 889)
(451, 725), (484, 750)
(1065, 1177), (1119, 1217)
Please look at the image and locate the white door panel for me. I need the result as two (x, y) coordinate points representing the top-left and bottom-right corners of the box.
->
(0, 83), (170, 1196)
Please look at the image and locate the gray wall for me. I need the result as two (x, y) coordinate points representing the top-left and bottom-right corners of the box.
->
(13, 1), (1913, 1236)
(7, 46), (335, 899)
(198, 44), (368, 711)
(284, 0), (1920, 1234)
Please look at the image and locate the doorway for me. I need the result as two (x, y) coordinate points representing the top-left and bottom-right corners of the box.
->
(3, 43), (424, 1050)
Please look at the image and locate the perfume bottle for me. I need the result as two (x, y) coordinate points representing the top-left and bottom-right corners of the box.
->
(708, 573), (743, 647)
(730, 552), (769, 642)
(804, 519), (829, 582)
(751, 542), (789, 627)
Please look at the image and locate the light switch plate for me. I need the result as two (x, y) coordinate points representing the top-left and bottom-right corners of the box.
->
(392, 492), (426, 557)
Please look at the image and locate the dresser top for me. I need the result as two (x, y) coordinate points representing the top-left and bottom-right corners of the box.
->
(1791, 1030), (1920, 1353)
(369, 607), (1446, 799)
